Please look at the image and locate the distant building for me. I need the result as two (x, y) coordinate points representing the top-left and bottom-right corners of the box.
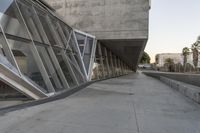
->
(155, 53), (200, 68)
(155, 53), (182, 67)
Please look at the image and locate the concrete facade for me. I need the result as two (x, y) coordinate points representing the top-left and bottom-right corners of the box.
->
(155, 53), (183, 67)
(44, 0), (150, 70)
(156, 53), (200, 67)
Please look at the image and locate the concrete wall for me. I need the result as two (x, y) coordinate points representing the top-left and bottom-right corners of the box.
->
(143, 71), (200, 87)
(44, 0), (150, 40)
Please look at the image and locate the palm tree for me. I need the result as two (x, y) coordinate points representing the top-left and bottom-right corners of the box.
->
(182, 47), (190, 72)
(191, 36), (200, 71)
(191, 43), (199, 71)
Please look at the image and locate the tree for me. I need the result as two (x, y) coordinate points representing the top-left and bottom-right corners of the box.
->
(191, 36), (200, 71)
(140, 52), (151, 64)
(182, 47), (190, 72)
(164, 58), (174, 72)
(174, 63), (183, 72)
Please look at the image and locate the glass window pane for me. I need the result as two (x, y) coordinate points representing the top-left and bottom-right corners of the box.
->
(36, 45), (65, 91)
(35, 9), (64, 48)
(17, 1), (45, 43)
(69, 36), (86, 77)
(0, 33), (19, 74)
(7, 38), (48, 92)
(53, 48), (77, 87)
(59, 22), (71, 39)
(34, 7), (58, 46)
(0, 33), (6, 56)
(83, 37), (94, 73)
(59, 22), (72, 48)
(0, 0), (29, 39)
(75, 32), (86, 55)
(66, 52), (85, 84)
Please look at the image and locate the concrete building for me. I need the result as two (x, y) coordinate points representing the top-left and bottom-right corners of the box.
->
(0, 0), (149, 100)
(43, 0), (151, 70)
(156, 53), (200, 68)
(155, 53), (183, 67)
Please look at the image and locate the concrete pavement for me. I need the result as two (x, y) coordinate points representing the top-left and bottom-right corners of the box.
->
(0, 72), (200, 133)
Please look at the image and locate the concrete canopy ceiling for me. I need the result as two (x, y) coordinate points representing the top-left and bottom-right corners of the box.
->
(100, 39), (147, 70)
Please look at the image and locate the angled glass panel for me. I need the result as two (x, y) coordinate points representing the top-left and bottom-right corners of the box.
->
(0, 0), (29, 39)
(83, 37), (94, 73)
(6, 38), (48, 92)
(34, 7), (58, 47)
(75, 32), (86, 55)
(54, 21), (86, 83)
(74, 30), (96, 79)
(33, 5), (80, 87)
(59, 22), (72, 48)
(0, 28), (4, 55)
(69, 35), (86, 77)
(16, 1), (66, 92)
(16, 0), (45, 44)
(47, 15), (65, 48)
(36, 45), (65, 91)
(0, 34), (19, 74)
(53, 48), (77, 87)
(66, 50), (85, 83)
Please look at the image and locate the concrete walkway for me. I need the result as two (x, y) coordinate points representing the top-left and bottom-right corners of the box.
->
(0, 72), (200, 133)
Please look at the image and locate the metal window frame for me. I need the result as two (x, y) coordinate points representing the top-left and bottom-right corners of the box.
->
(15, 0), (55, 93)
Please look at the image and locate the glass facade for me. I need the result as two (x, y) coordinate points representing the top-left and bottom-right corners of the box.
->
(0, 0), (88, 98)
(75, 30), (96, 80)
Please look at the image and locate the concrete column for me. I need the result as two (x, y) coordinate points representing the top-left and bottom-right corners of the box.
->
(109, 51), (114, 77)
(97, 43), (105, 79)
(104, 47), (110, 77)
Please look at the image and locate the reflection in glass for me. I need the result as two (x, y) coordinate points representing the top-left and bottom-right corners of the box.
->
(7, 38), (48, 91)
(66, 52), (85, 84)
(17, 1), (45, 43)
(47, 16), (65, 48)
(34, 7), (58, 46)
(59, 22), (72, 48)
(0, 0), (29, 39)
(0, 32), (20, 74)
(53, 48), (77, 87)
(0, 33), (6, 57)
(83, 37), (94, 73)
(36, 45), (64, 91)
(69, 36), (86, 76)
(74, 31), (97, 78)
(75, 32), (86, 55)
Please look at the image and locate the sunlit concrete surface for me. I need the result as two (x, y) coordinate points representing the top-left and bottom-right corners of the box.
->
(0, 72), (200, 133)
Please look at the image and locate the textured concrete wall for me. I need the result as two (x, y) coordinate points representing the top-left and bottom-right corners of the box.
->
(44, 0), (150, 40)
(143, 71), (200, 87)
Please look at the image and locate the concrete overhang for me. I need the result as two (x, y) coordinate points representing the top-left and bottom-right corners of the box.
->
(100, 39), (147, 70)
(43, 0), (150, 70)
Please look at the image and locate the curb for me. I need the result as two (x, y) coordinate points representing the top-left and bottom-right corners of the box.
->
(160, 76), (200, 103)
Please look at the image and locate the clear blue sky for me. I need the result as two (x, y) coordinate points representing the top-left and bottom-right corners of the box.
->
(145, 0), (200, 62)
